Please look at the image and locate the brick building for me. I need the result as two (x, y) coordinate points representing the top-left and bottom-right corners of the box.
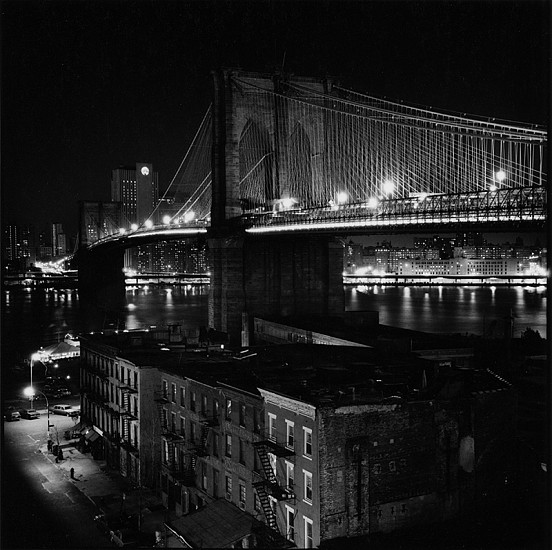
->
(79, 333), (518, 548)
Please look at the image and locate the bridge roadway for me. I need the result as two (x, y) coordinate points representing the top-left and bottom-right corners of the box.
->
(85, 186), (546, 248)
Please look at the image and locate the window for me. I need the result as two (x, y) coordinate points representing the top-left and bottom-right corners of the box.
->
(171, 383), (177, 403)
(253, 408), (260, 433)
(180, 387), (186, 406)
(303, 427), (312, 458)
(286, 461), (294, 489)
(161, 409), (168, 431)
(303, 470), (313, 504)
(214, 398), (220, 420)
(254, 491), (260, 511)
(239, 403), (246, 427)
(225, 475), (232, 497)
(225, 434), (232, 457)
(268, 413), (276, 441)
(286, 420), (295, 449)
(268, 452), (277, 479)
(389, 461), (396, 472)
(226, 398), (232, 420)
(162, 440), (169, 464)
(162, 379), (168, 399)
(213, 468), (219, 498)
(239, 482), (246, 504)
(213, 432), (219, 457)
(171, 412), (176, 433)
(285, 506), (295, 542)
(190, 391), (196, 412)
(190, 422), (196, 443)
(239, 438), (245, 465)
(201, 463), (207, 490)
(201, 395), (207, 415)
(304, 516), (313, 548)
(180, 416), (186, 437)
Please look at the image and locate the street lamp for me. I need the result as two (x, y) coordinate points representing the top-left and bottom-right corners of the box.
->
(24, 386), (51, 440)
(29, 353), (41, 407)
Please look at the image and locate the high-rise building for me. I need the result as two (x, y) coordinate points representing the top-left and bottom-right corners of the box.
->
(51, 222), (67, 257)
(111, 163), (159, 227)
(2, 224), (36, 271)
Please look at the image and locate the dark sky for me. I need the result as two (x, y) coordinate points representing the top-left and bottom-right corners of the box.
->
(1, 0), (549, 238)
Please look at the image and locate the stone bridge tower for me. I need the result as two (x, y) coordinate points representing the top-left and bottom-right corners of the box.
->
(209, 69), (344, 345)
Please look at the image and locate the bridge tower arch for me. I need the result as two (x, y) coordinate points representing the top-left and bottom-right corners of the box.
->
(209, 69), (344, 345)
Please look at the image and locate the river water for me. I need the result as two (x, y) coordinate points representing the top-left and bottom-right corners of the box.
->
(2, 284), (546, 367)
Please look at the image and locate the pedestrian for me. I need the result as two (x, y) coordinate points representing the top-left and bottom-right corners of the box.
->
(47, 439), (53, 452)
(57, 448), (63, 462)
(70, 467), (75, 479)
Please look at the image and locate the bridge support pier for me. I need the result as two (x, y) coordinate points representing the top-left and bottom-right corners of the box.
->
(208, 234), (344, 346)
(77, 247), (126, 326)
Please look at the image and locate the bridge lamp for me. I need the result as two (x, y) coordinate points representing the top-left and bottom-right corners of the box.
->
(281, 197), (295, 209)
(367, 197), (379, 209)
(489, 184), (498, 192)
(119, 228), (126, 235)
(383, 179), (395, 195)
(162, 215), (172, 225)
(495, 170), (507, 183)
(184, 211), (195, 223)
(337, 191), (348, 205)
(144, 219), (154, 229)
(131, 223), (138, 231)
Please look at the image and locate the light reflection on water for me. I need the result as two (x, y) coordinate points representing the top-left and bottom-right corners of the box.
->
(2, 284), (547, 365)
(347, 285), (547, 336)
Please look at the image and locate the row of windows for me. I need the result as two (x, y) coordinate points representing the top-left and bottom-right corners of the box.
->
(269, 414), (313, 458)
(162, 380), (261, 429)
(84, 352), (137, 387)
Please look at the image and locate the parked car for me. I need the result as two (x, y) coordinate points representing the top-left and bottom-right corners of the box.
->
(20, 409), (40, 419)
(50, 404), (80, 417)
(3, 408), (21, 421)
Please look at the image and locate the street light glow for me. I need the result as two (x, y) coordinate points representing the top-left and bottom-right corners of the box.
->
(183, 211), (195, 223)
(144, 219), (154, 229)
(337, 191), (348, 204)
(281, 197), (295, 209)
(131, 223), (139, 231)
(495, 170), (507, 182)
(162, 215), (172, 225)
(383, 179), (395, 195)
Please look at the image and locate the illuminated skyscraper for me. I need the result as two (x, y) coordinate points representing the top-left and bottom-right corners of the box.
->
(111, 163), (159, 226)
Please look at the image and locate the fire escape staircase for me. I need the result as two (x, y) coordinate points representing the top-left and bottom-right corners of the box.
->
(253, 437), (296, 536)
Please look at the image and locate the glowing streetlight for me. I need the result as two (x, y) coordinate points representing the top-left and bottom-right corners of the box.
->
(29, 352), (41, 404)
(337, 191), (348, 205)
(119, 228), (126, 235)
(162, 215), (172, 225)
(367, 197), (379, 209)
(131, 223), (139, 231)
(144, 219), (153, 229)
(183, 211), (195, 223)
(383, 179), (395, 195)
(24, 386), (50, 438)
(281, 197), (295, 209)
(495, 170), (507, 182)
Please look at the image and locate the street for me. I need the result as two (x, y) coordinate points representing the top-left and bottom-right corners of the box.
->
(2, 407), (114, 549)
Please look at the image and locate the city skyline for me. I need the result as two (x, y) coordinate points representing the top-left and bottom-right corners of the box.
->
(1, 1), (548, 236)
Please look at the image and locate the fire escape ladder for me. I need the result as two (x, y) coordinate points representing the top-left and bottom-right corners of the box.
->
(253, 482), (278, 531)
(255, 444), (277, 485)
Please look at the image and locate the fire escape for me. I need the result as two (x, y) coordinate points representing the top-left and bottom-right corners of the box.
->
(120, 378), (138, 454)
(253, 428), (295, 534)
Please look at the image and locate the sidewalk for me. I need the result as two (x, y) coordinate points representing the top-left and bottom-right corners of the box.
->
(40, 438), (165, 533)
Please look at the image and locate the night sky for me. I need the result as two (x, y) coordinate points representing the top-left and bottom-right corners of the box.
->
(1, 0), (549, 238)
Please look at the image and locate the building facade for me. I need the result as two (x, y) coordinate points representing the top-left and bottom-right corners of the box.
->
(80, 336), (161, 488)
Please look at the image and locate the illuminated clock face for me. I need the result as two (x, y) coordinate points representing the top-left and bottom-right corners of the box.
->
(141, 166), (150, 176)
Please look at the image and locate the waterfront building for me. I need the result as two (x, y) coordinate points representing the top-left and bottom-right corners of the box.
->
(2, 223), (36, 270)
